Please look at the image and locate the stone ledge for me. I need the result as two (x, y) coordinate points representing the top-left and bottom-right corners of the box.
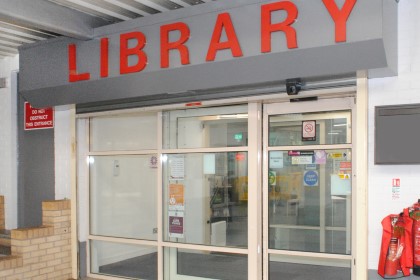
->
(42, 200), (71, 211)
(11, 226), (53, 240)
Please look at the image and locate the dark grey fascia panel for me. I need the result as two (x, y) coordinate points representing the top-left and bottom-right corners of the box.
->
(22, 39), (383, 108)
(19, 0), (397, 108)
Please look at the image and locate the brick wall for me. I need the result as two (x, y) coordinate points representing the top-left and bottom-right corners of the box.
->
(0, 200), (72, 279)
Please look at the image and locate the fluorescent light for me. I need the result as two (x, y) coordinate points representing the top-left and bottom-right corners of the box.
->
(219, 114), (248, 119)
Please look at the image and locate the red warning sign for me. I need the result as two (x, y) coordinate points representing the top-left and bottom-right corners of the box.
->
(340, 161), (352, 170)
(24, 102), (54, 130)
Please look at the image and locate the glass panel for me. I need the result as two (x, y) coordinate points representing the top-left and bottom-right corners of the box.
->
(326, 230), (348, 254)
(269, 254), (351, 280)
(90, 240), (157, 279)
(90, 112), (157, 151)
(163, 152), (248, 248)
(90, 155), (157, 240)
(268, 149), (351, 254)
(163, 105), (248, 149)
(164, 247), (247, 280)
(269, 110), (351, 146)
(270, 228), (320, 252)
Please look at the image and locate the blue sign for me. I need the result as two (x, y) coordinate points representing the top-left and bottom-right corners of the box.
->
(304, 170), (318, 187)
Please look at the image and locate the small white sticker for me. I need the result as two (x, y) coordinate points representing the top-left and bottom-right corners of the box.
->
(292, 156), (313, 165)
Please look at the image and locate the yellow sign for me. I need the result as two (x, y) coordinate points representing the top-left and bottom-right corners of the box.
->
(329, 153), (344, 159)
(338, 174), (351, 179)
(169, 184), (184, 210)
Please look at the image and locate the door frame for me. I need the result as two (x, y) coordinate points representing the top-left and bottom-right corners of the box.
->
(262, 97), (358, 280)
(75, 80), (368, 280)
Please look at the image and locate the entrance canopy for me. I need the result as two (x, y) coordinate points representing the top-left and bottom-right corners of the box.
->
(19, 0), (398, 108)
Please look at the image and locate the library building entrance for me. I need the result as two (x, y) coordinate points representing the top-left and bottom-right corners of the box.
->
(77, 89), (358, 280)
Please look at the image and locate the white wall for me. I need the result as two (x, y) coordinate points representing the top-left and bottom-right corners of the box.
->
(368, 0), (420, 270)
(0, 56), (19, 229)
(55, 105), (74, 200)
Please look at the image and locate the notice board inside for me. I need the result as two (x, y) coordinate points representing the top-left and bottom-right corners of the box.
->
(375, 104), (420, 164)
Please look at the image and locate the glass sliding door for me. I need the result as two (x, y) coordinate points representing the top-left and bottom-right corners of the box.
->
(80, 94), (357, 280)
(87, 112), (159, 280)
(263, 98), (355, 280)
(161, 105), (250, 280)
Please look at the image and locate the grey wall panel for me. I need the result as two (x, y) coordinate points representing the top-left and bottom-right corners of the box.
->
(79, 241), (87, 278)
(17, 95), (55, 228)
(375, 104), (420, 164)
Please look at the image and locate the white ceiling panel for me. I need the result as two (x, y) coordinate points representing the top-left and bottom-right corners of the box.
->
(0, 0), (216, 59)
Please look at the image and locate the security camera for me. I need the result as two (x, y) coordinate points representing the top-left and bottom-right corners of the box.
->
(286, 79), (302, 95)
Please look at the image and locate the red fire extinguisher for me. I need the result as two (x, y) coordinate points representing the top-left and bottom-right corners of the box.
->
(410, 199), (420, 276)
(378, 212), (413, 278)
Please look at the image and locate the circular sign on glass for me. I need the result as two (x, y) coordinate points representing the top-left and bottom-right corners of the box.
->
(303, 170), (318, 187)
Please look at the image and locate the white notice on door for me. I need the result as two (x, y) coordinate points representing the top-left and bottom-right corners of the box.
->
(270, 151), (284, 168)
(170, 155), (185, 180)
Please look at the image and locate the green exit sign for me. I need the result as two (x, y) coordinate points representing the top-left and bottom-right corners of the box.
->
(234, 133), (243, 141)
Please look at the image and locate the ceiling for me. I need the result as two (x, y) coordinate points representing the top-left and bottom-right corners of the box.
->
(0, 0), (214, 59)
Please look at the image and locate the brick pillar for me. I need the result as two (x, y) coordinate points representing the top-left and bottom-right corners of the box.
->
(41, 199), (72, 279)
(42, 200), (71, 235)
